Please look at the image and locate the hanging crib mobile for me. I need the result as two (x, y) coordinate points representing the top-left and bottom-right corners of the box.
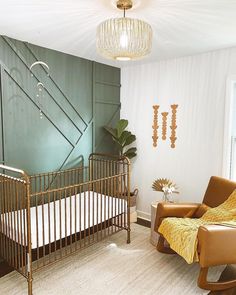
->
(30, 61), (50, 119)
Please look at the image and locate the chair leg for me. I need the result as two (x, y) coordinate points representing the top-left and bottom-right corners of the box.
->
(198, 267), (236, 291)
(156, 235), (175, 254)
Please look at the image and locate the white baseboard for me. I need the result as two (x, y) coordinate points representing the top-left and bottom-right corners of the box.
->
(137, 210), (151, 221)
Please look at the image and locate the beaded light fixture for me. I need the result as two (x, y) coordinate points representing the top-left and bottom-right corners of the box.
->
(96, 0), (153, 61)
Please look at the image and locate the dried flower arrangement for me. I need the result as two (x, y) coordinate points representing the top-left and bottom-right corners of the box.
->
(152, 178), (179, 202)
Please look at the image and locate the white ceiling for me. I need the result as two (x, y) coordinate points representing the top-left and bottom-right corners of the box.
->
(0, 0), (236, 67)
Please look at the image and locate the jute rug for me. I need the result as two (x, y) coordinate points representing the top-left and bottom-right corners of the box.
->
(0, 224), (224, 295)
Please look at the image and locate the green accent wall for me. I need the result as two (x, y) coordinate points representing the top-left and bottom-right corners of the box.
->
(0, 36), (120, 174)
(93, 62), (121, 154)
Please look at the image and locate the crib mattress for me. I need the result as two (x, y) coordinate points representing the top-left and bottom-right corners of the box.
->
(0, 191), (126, 249)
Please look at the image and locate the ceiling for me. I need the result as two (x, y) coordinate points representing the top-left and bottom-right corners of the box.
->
(0, 0), (236, 67)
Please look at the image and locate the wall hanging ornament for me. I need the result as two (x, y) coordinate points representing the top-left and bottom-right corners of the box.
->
(161, 112), (168, 140)
(30, 61), (50, 119)
(152, 105), (160, 147)
(36, 82), (44, 119)
(170, 104), (178, 148)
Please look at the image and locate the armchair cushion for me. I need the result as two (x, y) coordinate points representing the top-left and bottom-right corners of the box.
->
(194, 203), (211, 218)
(203, 176), (236, 208)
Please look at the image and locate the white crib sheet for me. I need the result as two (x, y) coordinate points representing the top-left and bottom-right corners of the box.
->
(0, 191), (126, 249)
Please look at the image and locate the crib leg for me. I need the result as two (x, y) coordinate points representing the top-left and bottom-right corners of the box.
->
(127, 228), (131, 244)
(28, 277), (33, 295)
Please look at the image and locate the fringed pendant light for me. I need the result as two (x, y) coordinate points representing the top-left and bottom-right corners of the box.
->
(96, 0), (153, 61)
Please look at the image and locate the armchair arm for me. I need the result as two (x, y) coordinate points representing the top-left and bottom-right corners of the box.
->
(198, 225), (236, 267)
(154, 202), (201, 232)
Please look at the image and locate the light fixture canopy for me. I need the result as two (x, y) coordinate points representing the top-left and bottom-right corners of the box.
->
(96, 0), (153, 61)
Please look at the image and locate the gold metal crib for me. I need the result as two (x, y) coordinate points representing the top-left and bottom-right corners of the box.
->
(0, 153), (131, 295)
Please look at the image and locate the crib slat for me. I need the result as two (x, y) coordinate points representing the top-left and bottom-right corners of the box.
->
(16, 182), (20, 270)
(69, 185), (72, 253)
(64, 187), (67, 255)
(83, 185), (86, 247)
(88, 186), (90, 245)
(48, 191), (51, 263)
(6, 180), (10, 264)
(121, 162), (124, 229)
(74, 185), (77, 250)
(118, 164), (121, 230)
(42, 175), (46, 266)
(79, 186), (82, 248)
(36, 194), (39, 269)
(92, 189), (95, 243)
(123, 163), (126, 231)
(104, 161), (107, 238)
(13, 181), (17, 269)
(53, 190), (57, 262)
(96, 163), (99, 243)
(100, 173), (103, 241)
(19, 185), (24, 275)
(0, 177), (3, 259)
(59, 186), (62, 259)
(23, 187), (27, 277)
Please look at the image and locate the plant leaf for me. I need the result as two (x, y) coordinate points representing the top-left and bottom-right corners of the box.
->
(103, 126), (117, 139)
(123, 134), (136, 147)
(116, 119), (128, 138)
(124, 152), (137, 159)
(124, 147), (137, 155)
(119, 131), (132, 146)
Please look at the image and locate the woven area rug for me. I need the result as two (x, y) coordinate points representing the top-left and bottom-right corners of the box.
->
(0, 224), (224, 295)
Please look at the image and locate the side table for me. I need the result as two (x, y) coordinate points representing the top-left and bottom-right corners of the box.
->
(150, 202), (159, 246)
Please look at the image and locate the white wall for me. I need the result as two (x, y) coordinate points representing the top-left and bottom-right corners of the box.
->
(121, 48), (236, 220)
(232, 83), (236, 136)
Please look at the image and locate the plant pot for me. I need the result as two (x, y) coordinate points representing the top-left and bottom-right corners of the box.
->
(130, 189), (138, 223)
(130, 194), (137, 207)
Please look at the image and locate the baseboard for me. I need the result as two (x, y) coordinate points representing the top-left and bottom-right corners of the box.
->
(136, 217), (151, 228)
(137, 210), (151, 221)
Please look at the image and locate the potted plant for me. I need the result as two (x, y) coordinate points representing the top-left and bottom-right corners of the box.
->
(104, 119), (137, 159)
(104, 119), (138, 221)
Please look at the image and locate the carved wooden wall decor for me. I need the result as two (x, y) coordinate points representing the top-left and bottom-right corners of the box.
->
(152, 105), (160, 147)
(161, 112), (168, 140)
(170, 104), (178, 148)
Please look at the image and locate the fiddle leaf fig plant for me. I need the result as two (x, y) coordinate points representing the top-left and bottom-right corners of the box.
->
(104, 119), (137, 159)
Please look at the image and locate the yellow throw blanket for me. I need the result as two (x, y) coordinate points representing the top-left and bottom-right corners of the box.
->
(158, 190), (236, 264)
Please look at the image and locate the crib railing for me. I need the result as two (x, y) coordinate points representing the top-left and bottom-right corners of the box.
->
(0, 165), (32, 293)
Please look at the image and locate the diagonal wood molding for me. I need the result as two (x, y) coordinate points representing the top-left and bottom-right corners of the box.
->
(4, 68), (75, 147)
(24, 42), (89, 129)
(2, 36), (85, 137)
(94, 103), (121, 151)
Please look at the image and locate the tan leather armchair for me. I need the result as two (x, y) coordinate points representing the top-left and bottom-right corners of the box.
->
(155, 176), (236, 291)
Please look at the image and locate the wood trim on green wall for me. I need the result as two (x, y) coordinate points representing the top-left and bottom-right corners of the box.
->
(0, 65), (4, 164)
(93, 62), (121, 154)
(0, 36), (120, 174)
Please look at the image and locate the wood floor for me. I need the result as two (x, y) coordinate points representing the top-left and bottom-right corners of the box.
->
(135, 220), (236, 295)
(0, 224), (233, 295)
(209, 266), (236, 295)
